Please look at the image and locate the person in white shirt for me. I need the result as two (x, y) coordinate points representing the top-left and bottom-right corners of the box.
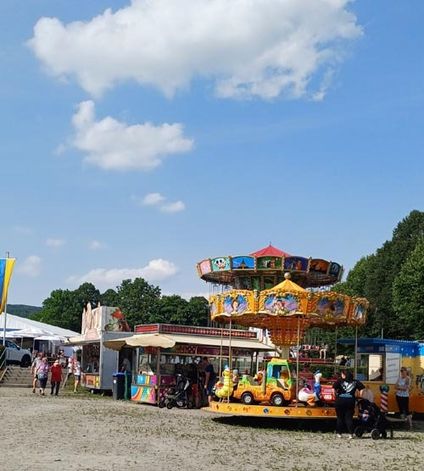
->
(73, 360), (81, 393)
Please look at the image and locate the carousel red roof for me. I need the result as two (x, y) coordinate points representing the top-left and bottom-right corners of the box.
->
(250, 244), (291, 258)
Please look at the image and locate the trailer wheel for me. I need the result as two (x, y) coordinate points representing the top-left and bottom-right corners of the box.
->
(270, 393), (285, 407)
(241, 392), (254, 405)
(371, 429), (381, 440)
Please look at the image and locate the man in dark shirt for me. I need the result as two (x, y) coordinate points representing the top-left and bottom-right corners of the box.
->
(333, 370), (365, 438)
(202, 357), (216, 403)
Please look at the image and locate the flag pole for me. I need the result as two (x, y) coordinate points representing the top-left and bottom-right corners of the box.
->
(2, 252), (12, 346)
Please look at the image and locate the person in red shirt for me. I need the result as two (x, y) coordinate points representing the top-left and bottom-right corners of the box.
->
(50, 360), (62, 396)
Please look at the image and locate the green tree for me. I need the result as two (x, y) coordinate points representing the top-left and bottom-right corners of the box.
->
(185, 296), (209, 326)
(116, 278), (161, 328)
(156, 295), (189, 324)
(101, 288), (120, 307)
(336, 210), (424, 338)
(392, 237), (424, 340)
(32, 289), (81, 332)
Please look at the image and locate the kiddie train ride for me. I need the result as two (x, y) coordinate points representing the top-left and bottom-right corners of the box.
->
(197, 244), (369, 418)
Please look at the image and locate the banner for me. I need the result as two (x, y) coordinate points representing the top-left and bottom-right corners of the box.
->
(0, 258), (16, 314)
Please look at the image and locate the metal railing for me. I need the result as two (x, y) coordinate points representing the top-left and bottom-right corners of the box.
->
(0, 348), (7, 383)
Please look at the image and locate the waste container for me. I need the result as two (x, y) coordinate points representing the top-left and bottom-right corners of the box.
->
(124, 371), (132, 400)
(112, 372), (132, 400)
(112, 373), (126, 400)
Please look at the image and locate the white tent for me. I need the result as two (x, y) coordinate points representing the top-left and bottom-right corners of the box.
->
(0, 313), (78, 338)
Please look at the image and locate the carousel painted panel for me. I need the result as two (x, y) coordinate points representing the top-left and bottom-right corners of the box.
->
(211, 257), (231, 272)
(232, 256), (255, 270)
(284, 256), (308, 272)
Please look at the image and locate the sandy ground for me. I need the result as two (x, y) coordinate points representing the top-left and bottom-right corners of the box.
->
(0, 387), (423, 471)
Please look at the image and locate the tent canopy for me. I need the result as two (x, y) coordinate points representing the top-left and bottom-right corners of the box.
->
(104, 332), (273, 352)
(0, 313), (78, 338)
(104, 333), (176, 351)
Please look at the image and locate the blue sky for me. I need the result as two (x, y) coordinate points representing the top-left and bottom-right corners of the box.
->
(1, 0), (423, 306)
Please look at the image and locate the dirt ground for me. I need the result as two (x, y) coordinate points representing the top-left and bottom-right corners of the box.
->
(0, 387), (423, 471)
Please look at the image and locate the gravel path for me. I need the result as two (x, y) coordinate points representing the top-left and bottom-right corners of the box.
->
(0, 387), (422, 471)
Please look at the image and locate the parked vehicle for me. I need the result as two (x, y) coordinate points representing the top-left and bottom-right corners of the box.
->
(4, 340), (32, 367)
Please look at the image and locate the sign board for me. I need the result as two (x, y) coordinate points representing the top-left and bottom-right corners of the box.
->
(385, 352), (401, 384)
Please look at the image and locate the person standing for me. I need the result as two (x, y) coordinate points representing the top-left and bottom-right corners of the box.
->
(333, 370), (365, 438)
(31, 352), (43, 394)
(73, 359), (81, 393)
(202, 357), (216, 403)
(63, 355), (74, 387)
(36, 357), (50, 396)
(396, 367), (412, 429)
(50, 360), (62, 396)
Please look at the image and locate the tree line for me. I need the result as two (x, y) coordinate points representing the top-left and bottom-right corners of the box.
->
(334, 210), (424, 340)
(32, 277), (209, 333)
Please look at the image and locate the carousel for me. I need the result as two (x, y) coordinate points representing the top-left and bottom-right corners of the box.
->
(197, 244), (369, 418)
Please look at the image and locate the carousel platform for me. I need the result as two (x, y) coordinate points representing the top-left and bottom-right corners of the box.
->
(204, 401), (337, 419)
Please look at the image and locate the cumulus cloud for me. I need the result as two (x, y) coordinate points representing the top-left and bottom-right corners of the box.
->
(17, 255), (42, 277)
(134, 192), (185, 213)
(160, 201), (185, 213)
(141, 193), (166, 206)
(46, 238), (66, 248)
(70, 101), (193, 171)
(89, 240), (107, 250)
(68, 258), (178, 287)
(29, 0), (361, 100)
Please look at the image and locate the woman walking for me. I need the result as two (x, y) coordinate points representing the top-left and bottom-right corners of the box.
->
(36, 357), (50, 396)
(396, 367), (412, 429)
(333, 370), (365, 438)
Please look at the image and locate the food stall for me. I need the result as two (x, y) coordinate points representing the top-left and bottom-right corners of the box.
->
(67, 304), (133, 392)
(338, 337), (424, 413)
(104, 323), (274, 406)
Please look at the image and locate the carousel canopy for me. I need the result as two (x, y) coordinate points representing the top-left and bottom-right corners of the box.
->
(250, 244), (290, 258)
(208, 275), (369, 346)
(197, 244), (343, 288)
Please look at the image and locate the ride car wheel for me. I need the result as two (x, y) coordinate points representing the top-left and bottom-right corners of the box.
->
(270, 393), (284, 407)
(241, 392), (254, 405)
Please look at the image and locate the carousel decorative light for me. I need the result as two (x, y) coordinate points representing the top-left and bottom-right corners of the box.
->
(199, 245), (369, 347)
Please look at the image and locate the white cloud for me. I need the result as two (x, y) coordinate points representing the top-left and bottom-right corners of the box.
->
(29, 0), (362, 100)
(68, 258), (178, 287)
(13, 225), (33, 235)
(160, 201), (185, 213)
(142, 193), (166, 206)
(70, 101), (193, 171)
(89, 240), (107, 250)
(134, 192), (186, 213)
(46, 238), (66, 248)
(17, 255), (42, 277)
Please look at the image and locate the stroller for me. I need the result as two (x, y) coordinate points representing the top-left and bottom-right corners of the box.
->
(354, 399), (393, 440)
(159, 374), (193, 409)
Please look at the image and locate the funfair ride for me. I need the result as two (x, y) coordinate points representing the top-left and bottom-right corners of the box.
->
(197, 244), (369, 418)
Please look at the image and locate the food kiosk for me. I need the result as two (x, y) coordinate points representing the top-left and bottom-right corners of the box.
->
(130, 324), (274, 406)
(67, 304), (133, 392)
